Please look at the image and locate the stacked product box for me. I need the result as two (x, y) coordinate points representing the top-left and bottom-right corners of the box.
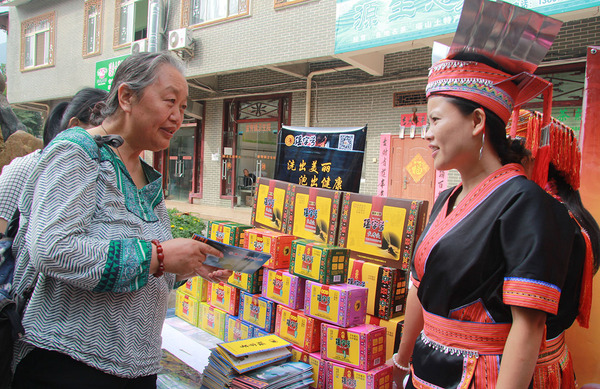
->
(325, 361), (393, 389)
(178, 276), (208, 302)
(224, 314), (256, 342)
(290, 345), (326, 389)
(337, 194), (428, 270)
(304, 281), (367, 328)
(274, 304), (322, 353)
(347, 258), (408, 319)
(366, 314), (405, 361)
(289, 240), (349, 285)
(175, 290), (201, 326)
(207, 282), (240, 316)
(238, 291), (277, 333)
(320, 323), (386, 371)
(228, 268), (264, 294)
(244, 228), (296, 270)
(284, 184), (343, 245)
(262, 269), (306, 310)
(207, 220), (253, 247)
(198, 302), (227, 340)
(251, 178), (291, 234)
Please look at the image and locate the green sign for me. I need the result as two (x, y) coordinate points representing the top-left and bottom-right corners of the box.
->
(95, 55), (129, 91)
(335, 0), (600, 54)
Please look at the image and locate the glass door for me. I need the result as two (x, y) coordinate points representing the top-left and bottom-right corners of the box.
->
(167, 127), (195, 201)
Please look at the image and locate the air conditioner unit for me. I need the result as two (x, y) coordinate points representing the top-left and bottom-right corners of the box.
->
(130, 38), (148, 55)
(168, 28), (193, 51)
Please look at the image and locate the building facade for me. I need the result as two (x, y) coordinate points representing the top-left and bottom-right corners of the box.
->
(3, 0), (599, 209)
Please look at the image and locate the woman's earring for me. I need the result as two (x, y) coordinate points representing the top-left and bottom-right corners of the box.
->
(479, 132), (485, 160)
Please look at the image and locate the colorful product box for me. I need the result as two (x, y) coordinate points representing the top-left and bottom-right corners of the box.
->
(304, 281), (367, 328)
(290, 239), (349, 285)
(178, 276), (208, 301)
(244, 228), (295, 270)
(284, 184), (342, 245)
(262, 269), (306, 310)
(326, 361), (393, 389)
(337, 194), (428, 270)
(251, 178), (291, 234)
(238, 291), (277, 333)
(198, 302), (227, 340)
(207, 220), (253, 247)
(275, 305), (322, 353)
(228, 268), (264, 294)
(366, 314), (405, 361)
(290, 345), (326, 389)
(207, 282), (240, 316)
(321, 323), (386, 371)
(224, 314), (256, 342)
(347, 258), (408, 320)
(175, 290), (200, 326)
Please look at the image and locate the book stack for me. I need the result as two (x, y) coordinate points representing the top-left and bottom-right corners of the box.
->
(230, 361), (313, 389)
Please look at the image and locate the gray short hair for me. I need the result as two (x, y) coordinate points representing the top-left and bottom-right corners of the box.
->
(100, 52), (185, 118)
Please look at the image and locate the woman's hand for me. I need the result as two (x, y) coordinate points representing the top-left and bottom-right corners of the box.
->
(387, 356), (410, 388)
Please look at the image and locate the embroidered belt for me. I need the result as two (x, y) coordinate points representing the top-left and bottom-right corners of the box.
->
(536, 332), (567, 366)
(422, 309), (511, 355)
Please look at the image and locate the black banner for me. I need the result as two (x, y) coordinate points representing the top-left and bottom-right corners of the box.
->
(274, 125), (367, 193)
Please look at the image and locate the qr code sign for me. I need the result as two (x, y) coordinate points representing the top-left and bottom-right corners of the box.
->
(338, 134), (354, 150)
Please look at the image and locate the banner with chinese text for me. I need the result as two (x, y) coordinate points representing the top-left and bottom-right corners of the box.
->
(274, 125), (367, 193)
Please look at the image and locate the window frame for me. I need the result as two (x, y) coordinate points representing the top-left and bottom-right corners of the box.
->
(113, 0), (148, 49)
(181, 0), (250, 29)
(83, 0), (103, 58)
(20, 11), (56, 72)
(274, 0), (313, 9)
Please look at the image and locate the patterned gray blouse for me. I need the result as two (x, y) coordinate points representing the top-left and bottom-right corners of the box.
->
(12, 127), (176, 378)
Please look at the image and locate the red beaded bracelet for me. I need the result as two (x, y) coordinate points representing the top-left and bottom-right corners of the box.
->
(151, 239), (165, 277)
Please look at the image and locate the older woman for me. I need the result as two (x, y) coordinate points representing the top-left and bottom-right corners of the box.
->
(10, 52), (231, 388)
(391, 55), (585, 388)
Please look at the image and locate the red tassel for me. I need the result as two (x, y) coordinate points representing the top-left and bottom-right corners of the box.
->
(532, 145), (550, 188)
(576, 227), (594, 328)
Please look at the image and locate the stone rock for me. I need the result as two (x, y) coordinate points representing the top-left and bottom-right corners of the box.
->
(0, 130), (43, 172)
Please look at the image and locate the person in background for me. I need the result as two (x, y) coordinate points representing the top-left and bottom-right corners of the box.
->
(243, 168), (256, 187)
(10, 52), (231, 388)
(0, 88), (107, 233)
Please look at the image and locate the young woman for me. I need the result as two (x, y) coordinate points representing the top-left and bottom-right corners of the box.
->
(10, 52), (231, 388)
(391, 57), (585, 388)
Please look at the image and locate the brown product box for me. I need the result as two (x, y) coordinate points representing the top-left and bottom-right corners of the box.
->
(207, 281), (240, 316)
(175, 290), (200, 326)
(251, 178), (291, 233)
(337, 194), (428, 270)
(289, 239), (349, 285)
(347, 258), (408, 320)
(244, 228), (295, 270)
(177, 276), (208, 302)
(275, 304), (322, 353)
(365, 314), (405, 361)
(284, 183), (342, 245)
(228, 268), (264, 295)
(320, 323), (386, 371)
(207, 220), (253, 247)
(326, 360), (393, 389)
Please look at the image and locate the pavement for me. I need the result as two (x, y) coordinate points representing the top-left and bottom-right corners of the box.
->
(164, 200), (253, 225)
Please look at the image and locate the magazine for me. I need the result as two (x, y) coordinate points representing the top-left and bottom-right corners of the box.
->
(192, 234), (271, 274)
(231, 361), (313, 389)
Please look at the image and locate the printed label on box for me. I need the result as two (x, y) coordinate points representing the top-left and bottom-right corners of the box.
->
(294, 243), (322, 280)
(311, 285), (340, 323)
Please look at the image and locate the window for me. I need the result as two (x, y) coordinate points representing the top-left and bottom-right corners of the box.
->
(83, 0), (103, 57)
(182, 0), (249, 27)
(274, 0), (312, 9)
(113, 0), (148, 47)
(21, 12), (55, 71)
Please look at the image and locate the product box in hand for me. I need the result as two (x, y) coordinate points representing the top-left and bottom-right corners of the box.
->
(326, 360), (393, 389)
(290, 239), (349, 285)
(207, 281), (240, 316)
(366, 314), (405, 361)
(238, 291), (277, 333)
(251, 178), (291, 233)
(198, 302), (227, 340)
(275, 304), (322, 353)
(262, 269), (306, 310)
(244, 228), (295, 270)
(347, 258), (408, 319)
(321, 323), (386, 371)
(337, 193), (428, 270)
(178, 276), (208, 302)
(224, 314), (256, 342)
(207, 220), (253, 247)
(228, 268), (263, 295)
(304, 281), (367, 328)
(285, 184), (342, 245)
(290, 345), (326, 389)
(175, 290), (200, 326)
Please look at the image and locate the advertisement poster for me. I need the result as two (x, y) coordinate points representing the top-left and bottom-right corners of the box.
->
(95, 55), (129, 91)
(274, 126), (367, 193)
